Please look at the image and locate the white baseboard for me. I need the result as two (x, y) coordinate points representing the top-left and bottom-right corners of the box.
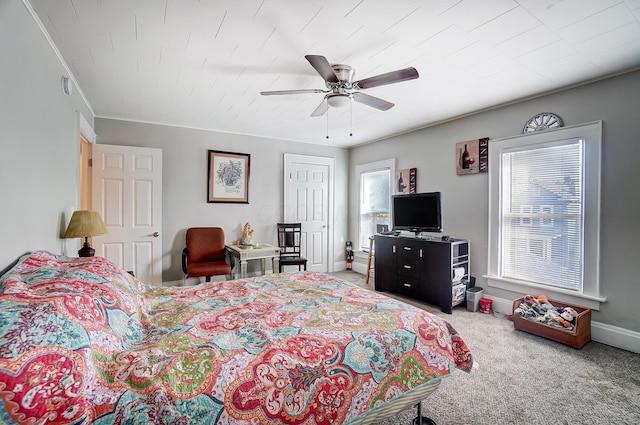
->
(352, 262), (367, 274)
(591, 321), (640, 354)
(161, 279), (184, 287)
(486, 296), (514, 316)
(333, 260), (370, 275)
(486, 295), (640, 354)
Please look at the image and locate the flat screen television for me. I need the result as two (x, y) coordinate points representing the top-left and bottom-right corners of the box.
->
(392, 192), (443, 234)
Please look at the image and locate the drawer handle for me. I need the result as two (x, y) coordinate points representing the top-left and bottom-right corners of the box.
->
(403, 265), (411, 269)
(403, 246), (412, 250)
(403, 283), (411, 287)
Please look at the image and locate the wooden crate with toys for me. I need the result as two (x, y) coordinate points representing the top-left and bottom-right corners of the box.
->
(512, 295), (591, 349)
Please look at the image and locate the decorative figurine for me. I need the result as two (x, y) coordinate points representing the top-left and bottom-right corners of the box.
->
(241, 222), (254, 245)
(346, 241), (353, 270)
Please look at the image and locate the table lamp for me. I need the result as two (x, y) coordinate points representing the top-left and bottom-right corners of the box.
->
(63, 210), (108, 257)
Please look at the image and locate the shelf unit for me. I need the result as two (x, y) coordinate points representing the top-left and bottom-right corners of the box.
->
(451, 241), (470, 307)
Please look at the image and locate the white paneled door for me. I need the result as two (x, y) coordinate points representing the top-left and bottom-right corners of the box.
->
(92, 144), (162, 285)
(283, 154), (334, 272)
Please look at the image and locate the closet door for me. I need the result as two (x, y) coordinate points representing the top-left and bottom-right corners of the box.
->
(92, 144), (163, 286)
(284, 154), (334, 272)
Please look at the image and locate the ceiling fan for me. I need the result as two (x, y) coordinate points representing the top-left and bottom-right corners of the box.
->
(260, 55), (419, 117)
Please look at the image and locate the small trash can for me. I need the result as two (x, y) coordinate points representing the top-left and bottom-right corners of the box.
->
(466, 287), (483, 312)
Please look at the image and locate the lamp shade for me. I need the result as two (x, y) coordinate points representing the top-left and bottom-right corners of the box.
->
(326, 93), (351, 108)
(64, 210), (108, 238)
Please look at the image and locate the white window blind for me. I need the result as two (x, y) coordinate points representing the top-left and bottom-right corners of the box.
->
(359, 168), (390, 251)
(501, 139), (583, 291)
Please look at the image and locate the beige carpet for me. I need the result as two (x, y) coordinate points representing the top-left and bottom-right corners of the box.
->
(332, 271), (640, 425)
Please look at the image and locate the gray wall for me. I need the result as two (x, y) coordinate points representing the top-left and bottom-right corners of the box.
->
(0, 0), (94, 269)
(349, 69), (640, 333)
(94, 119), (350, 282)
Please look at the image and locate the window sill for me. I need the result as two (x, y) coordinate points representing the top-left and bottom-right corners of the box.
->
(484, 275), (606, 310)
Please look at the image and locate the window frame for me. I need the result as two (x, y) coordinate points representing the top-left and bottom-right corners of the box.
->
(355, 159), (395, 253)
(486, 121), (605, 309)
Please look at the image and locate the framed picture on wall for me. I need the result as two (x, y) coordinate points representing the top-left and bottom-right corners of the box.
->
(396, 168), (416, 194)
(207, 150), (250, 203)
(456, 137), (489, 175)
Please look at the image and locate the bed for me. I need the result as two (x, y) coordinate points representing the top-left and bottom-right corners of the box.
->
(0, 251), (473, 424)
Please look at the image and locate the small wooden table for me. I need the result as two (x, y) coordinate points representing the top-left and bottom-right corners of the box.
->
(226, 243), (280, 278)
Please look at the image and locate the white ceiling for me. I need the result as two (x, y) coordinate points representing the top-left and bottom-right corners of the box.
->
(27, 0), (640, 147)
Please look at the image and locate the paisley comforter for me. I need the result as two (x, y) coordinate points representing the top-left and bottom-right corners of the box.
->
(0, 251), (473, 424)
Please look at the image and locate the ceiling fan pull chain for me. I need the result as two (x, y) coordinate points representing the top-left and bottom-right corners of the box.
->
(326, 104), (329, 139)
(350, 99), (353, 137)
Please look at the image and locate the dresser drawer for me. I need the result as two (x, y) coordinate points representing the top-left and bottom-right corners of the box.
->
(397, 244), (422, 262)
(397, 277), (419, 293)
(397, 243), (423, 280)
(398, 262), (421, 279)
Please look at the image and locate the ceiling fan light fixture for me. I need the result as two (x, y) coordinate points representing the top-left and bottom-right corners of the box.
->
(261, 55), (418, 117)
(326, 93), (352, 108)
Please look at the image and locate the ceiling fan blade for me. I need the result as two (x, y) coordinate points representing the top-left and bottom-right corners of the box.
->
(310, 100), (329, 117)
(305, 55), (339, 84)
(352, 92), (394, 111)
(354, 67), (419, 89)
(260, 89), (327, 96)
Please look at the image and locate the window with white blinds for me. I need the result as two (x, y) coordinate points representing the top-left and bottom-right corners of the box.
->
(359, 169), (391, 251)
(486, 121), (604, 309)
(356, 159), (394, 252)
(501, 139), (583, 291)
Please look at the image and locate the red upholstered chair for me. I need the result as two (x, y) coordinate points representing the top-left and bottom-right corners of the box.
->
(182, 227), (234, 282)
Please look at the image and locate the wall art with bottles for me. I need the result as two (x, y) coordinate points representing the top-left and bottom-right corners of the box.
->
(456, 137), (489, 175)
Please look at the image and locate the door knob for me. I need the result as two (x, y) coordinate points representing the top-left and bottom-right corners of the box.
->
(152, 232), (159, 237)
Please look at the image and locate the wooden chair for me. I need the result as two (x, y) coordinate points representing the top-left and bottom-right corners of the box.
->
(365, 236), (375, 284)
(182, 227), (234, 282)
(277, 223), (307, 272)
